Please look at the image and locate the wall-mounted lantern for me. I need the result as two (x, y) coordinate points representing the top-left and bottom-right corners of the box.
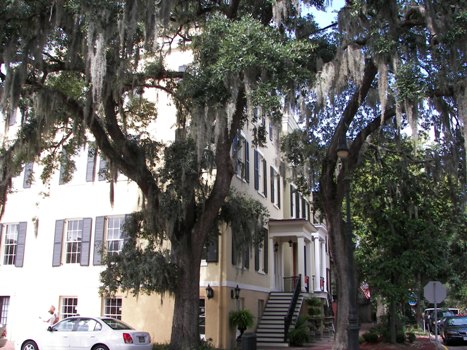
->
(206, 284), (214, 299)
(288, 239), (293, 247)
(274, 242), (279, 252)
(231, 284), (240, 299)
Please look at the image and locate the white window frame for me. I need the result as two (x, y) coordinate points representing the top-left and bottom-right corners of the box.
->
(65, 220), (83, 264)
(103, 297), (122, 320)
(3, 224), (19, 265)
(106, 216), (125, 256)
(60, 297), (79, 319)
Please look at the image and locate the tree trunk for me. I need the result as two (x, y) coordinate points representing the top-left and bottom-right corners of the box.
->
(170, 237), (203, 349)
(321, 156), (360, 350)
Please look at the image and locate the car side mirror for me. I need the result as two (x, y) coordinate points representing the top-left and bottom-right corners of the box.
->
(47, 326), (53, 332)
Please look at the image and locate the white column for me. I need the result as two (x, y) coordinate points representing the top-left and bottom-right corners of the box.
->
(269, 237), (276, 290)
(314, 235), (321, 292)
(321, 238), (327, 292)
(306, 241), (313, 293)
(296, 237), (305, 292)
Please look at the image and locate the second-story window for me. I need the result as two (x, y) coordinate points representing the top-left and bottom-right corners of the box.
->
(0, 223), (27, 267)
(65, 220), (82, 264)
(93, 215), (128, 265)
(52, 218), (92, 267)
(270, 166), (281, 208)
(232, 133), (250, 183)
(254, 149), (267, 197)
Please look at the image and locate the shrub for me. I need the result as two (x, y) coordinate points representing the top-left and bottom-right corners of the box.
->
(406, 332), (416, 343)
(288, 316), (310, 347)
(396, 332), (405, 343)
(362, 331), (379, 343)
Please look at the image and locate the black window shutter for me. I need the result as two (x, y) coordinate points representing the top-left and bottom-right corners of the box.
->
(52, 220), (64, 267)
(295, 192), (300, 218)
(245, 141), (250, 183)
(232, 135), (239, 175)
(254, 245), (259, 271)
(270, 167), (275, 204)
(206, 234), (219, 263)
(98, 154), (108, 181)
(231, 231), (237, 265)
(243, 247), (249, 269)
(290, 185), (294, 217)
(23, 162), (34, 188)
(277, 174), (281, 208)
(263, 232), (268, 274)
(93, 216), (105, 265)
(15, 222), (27, 267)
(263, 159), (267, 197)
(254, 150), (259, 190)
(0, 224), (3, 252)
(122, 214), (131, 245)
(86, 145), (97, 182)
(80, 218), (92, 266)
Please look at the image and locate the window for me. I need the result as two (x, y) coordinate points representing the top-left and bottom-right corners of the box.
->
(106, 216), (125, 255)
(254, 150), (267, 197)
(0, 296), (10, 325)
(254, 230), (268, 274)
(231, 231), (249, 269)
(270, 167), (281, 208)
(86, 144), (117, 182)
(1, 223), (27, 267)
(52, 219), (92, 267)
(23, 162), (34, 188)
(93, 215), (128, 265)
(60, 297), (78, 319)
(103, 297), (122, 320)
(232, 133), (250, 182)
(65, 220), (82, 264)
(201, 234), (218, 263)
(85, 144), (97, 182)
(199, 299), (205, 340)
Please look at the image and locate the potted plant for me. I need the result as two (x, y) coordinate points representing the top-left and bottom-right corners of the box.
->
(229, 309), (254, 340)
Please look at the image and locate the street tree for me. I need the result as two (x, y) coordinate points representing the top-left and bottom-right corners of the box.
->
(352, 138), (465, 341)
(0, 1), (327, 349)
(282, 1), (466, 349)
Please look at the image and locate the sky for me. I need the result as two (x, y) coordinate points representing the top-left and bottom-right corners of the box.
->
(308, 0), (345, 28)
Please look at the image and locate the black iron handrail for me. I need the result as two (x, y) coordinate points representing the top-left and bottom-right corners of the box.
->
(284, 274), (301, 342)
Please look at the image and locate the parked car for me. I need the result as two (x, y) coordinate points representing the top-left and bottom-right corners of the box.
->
(0, 324), (6, 348)
(441, 315), (467, 345)
(425, 308), (456, 333)
(16, 317), (152, 350)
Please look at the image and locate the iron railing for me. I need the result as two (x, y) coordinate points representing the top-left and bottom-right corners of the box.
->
(284, 274), (301, 342)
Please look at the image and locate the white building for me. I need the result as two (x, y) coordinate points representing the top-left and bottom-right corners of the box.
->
(0, 49), (332, 350)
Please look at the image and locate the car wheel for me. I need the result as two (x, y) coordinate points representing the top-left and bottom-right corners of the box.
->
(92, 344), (109, 350)
(22, 340), (39, 350)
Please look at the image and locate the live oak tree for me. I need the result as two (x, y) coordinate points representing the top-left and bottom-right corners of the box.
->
(282, 1), (466, 349)
(0, 1), (327, 349)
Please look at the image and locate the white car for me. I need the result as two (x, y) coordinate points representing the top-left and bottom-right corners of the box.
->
(0, 324), (6, 348)
(17, 317), (152, 350)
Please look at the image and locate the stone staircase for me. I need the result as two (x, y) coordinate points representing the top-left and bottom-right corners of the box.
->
(256, 292), (305, 348)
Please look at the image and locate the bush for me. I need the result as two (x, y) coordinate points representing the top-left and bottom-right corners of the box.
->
(362, 331), (379, 344)
(288, 316), (310, 347)
(406, 332), (416, 343)
(396, 332), (405, 343)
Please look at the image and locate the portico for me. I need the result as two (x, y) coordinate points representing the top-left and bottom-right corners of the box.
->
(268, 219), (330, 295)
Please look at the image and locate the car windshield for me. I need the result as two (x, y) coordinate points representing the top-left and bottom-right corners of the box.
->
(447, 317), (467, 326)
(101, 318), (133, 330)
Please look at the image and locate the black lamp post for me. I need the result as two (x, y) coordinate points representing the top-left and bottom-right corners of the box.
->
(337, 135), (360, 350)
